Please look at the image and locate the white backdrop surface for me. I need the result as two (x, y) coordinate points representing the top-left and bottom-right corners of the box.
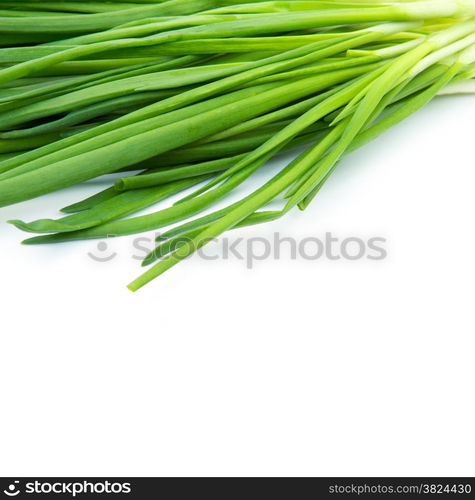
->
(0, 94), (473, 477)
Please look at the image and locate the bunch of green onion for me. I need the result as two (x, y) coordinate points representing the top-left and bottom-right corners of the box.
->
(1, 0), (475, 291)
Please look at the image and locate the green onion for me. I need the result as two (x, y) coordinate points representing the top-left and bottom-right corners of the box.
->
(0, 0), (473, 291)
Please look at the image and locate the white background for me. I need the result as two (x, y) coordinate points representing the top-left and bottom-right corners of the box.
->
(0, 94), (473, 477)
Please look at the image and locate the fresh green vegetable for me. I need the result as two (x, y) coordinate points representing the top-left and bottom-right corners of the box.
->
(0, 0), (473, 291)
